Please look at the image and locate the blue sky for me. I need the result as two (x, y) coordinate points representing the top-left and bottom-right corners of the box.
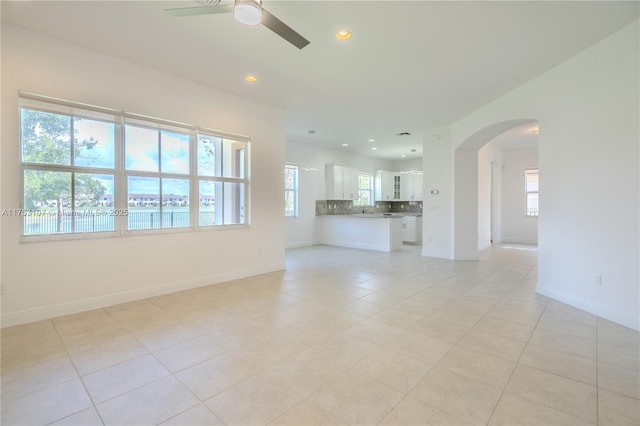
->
(75, 119), (115, 168)
(125, 126), (189, 174)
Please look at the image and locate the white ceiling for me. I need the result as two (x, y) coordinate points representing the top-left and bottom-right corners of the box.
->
(2, 1), (638, 160)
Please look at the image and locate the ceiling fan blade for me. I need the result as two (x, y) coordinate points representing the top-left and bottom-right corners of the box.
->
(164, 4), (234, 17)
(261, 8), (310, 49)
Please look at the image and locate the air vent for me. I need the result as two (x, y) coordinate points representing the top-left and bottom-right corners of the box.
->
(396, 132), (411, 136)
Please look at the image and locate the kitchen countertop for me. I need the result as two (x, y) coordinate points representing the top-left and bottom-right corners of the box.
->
(320, 213), (422, 218)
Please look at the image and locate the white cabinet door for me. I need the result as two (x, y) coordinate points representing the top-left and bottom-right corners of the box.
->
(374, 171), (386, 201)
(326, 164), (342, 199)
(375, 171), (401, 201)
(343, 167), (358, 200)
(327, 164), (358, 200)
(402, 216), (423, 243)
(402, 220), (415, 242)
(401, 173), (423, 201)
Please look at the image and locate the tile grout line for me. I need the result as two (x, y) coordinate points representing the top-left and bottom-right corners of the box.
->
(485, 262), (548, 426)
(48, 316), (107, 426)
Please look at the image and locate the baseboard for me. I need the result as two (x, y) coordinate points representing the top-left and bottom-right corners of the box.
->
(321, 240), (396, 252)
(421, 246), (454, 260)
(477, 242), (492, 252)
(454, 251), (480, 261)
(1, 262), (285, 328)
(285, 241), (314, 249)
(537, 284), (640, 332)
(502, 238), (538, 245)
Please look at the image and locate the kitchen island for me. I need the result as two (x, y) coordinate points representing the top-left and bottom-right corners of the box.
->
(317, 214), (403, 252)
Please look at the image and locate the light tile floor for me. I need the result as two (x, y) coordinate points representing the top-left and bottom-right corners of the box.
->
(2, 244), (639, 425)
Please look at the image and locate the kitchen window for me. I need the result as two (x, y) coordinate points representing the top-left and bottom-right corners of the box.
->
(354, 173), (373, 206)
(525, 168), (539, 216)
(19, 92), (250, 239)
(285, 163), (298, 217)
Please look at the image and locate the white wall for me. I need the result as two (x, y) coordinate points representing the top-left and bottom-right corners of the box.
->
(389, 158), (422, 172)
(454, 149), (479, 259)
(284, 140), (393, 248)
(423, 20), (639, 330)
(422, 127), (454, 259)
(1, 25), (287, 326)
(501, 148), (538, 244)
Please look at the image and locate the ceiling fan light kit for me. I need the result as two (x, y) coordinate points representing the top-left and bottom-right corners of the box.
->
(234, 0), (262, 26)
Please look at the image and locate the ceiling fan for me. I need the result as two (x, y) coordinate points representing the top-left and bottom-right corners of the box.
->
(164, 0), (310, 49)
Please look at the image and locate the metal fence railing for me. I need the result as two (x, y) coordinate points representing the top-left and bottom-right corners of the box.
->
(24, 210), (217, 235)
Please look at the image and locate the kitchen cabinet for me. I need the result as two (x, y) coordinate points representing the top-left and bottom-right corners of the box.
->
(374, 170), (401, 201)
(326, 164), (358, 200)
(402, 215), (423, 244)
(318, 215), (403, 252)
(401, 173), (423, 201)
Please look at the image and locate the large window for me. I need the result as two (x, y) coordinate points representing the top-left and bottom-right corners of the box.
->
(354, 173), (373, 206)
(525, 168), (539, 216)
(285, 164), (298, 217)
(18, 93), (249, 238)
(125, 118), (192, 230)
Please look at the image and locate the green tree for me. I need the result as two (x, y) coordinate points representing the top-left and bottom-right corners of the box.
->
(22, 109), (106, 232)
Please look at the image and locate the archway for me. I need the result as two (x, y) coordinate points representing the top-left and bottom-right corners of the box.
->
(453, 119), (538, 260)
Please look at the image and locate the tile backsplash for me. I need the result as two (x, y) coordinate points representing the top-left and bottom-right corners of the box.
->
(316, 200), (423, 215)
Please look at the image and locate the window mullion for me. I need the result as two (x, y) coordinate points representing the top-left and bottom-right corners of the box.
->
(190, 133), (198, 229)
(70, 117), (75, 167)
(71, 172), (76, 233)
(116, 116), (126, 234)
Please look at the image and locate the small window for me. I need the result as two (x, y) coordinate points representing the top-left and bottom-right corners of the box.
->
(354, 173), (373, 206)
(525, 168), (539, 216)
(285, 164), (298, 217)
(197, 133), (248, 226)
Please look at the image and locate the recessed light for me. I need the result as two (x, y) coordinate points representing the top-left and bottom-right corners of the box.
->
(244, 75), (257, 83)
(371, 147), (377, 150)
(368, 139), (375, 142)
(342, 143), (348, 147)
(336, 30), (352, 40)
(401, 154), (406, 158)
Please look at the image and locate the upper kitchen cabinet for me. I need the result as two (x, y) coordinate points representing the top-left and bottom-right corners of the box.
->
(326, 164), (358, 200)
(401, 172), (424, 201)
(375, 170), (401, 201)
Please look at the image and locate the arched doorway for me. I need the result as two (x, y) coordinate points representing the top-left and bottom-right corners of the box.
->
(453, 119), (538, 260)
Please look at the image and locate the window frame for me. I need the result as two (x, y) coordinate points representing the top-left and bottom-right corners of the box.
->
(354, 173), (374, 207)
(123, 115), (194, 232)
(525, 168), (539, 217)
(284, 163), (298, 218)
(196, 132), (250, 227)
(18, 92), (250, 242)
